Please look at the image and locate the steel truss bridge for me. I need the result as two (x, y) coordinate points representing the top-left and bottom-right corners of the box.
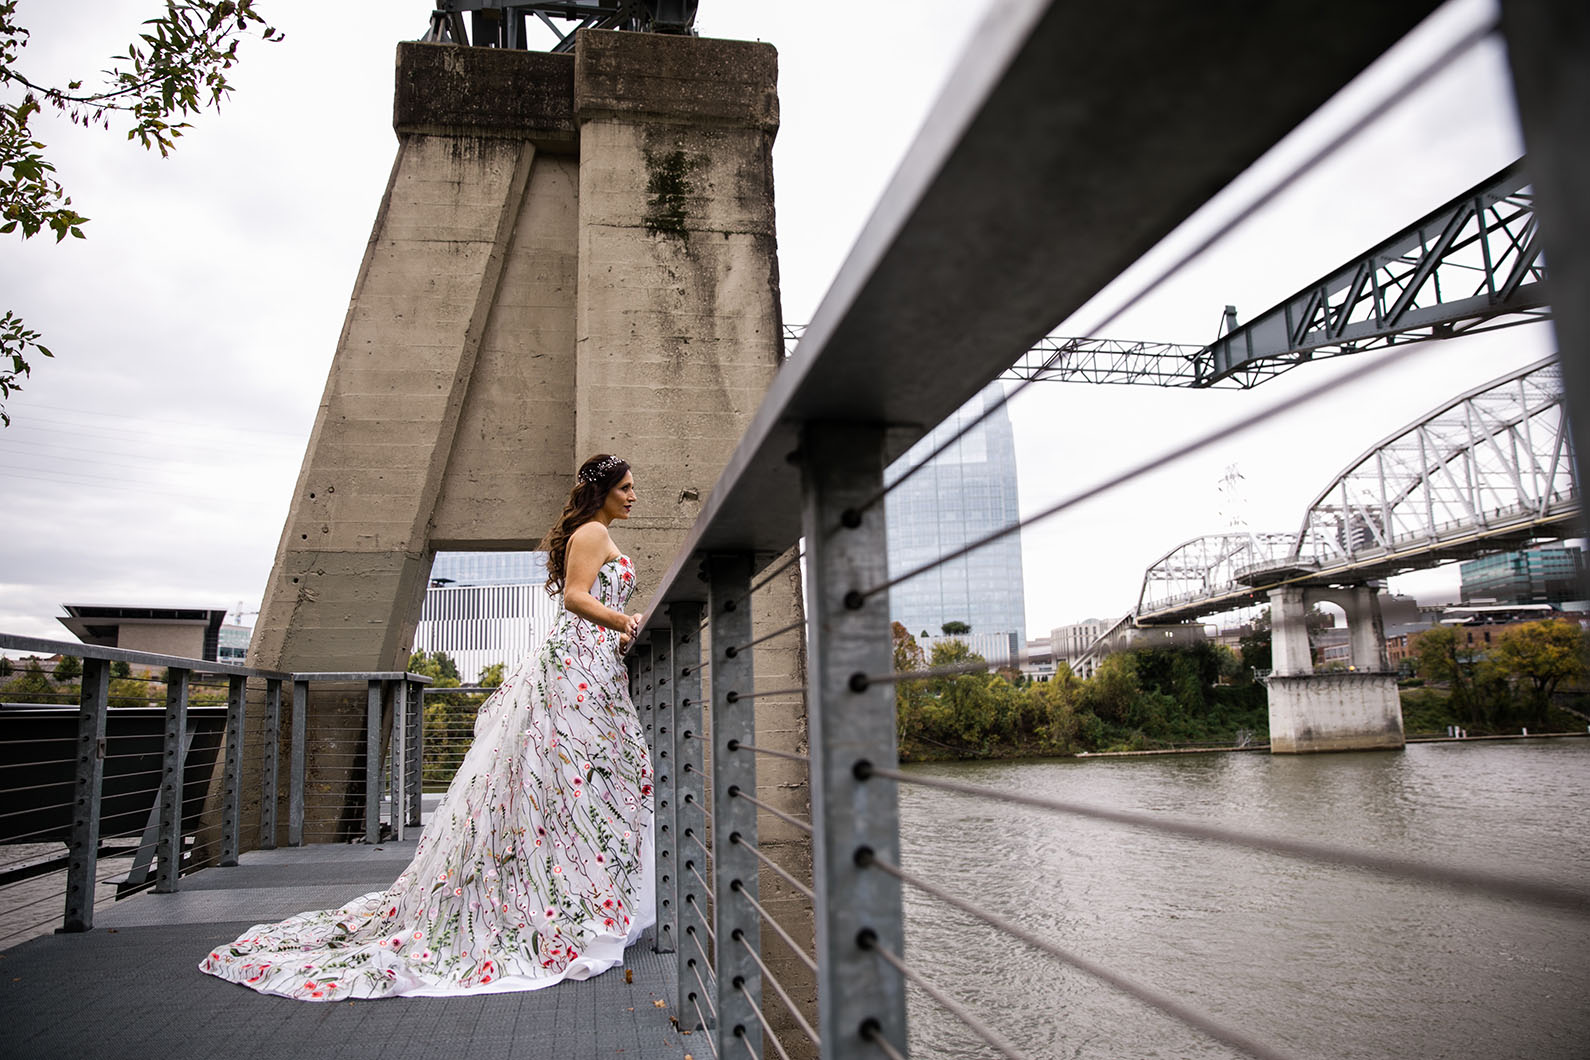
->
(1132, 356), (1578, 627)
(785, 161), (1548, 389)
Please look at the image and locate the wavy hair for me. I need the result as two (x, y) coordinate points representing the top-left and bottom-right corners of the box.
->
(542, 453), (631, 596)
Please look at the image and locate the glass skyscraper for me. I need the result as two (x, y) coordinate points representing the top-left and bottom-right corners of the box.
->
(884, 384), (1027, 656)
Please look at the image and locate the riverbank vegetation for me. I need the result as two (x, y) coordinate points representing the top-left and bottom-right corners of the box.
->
(892, 618), (1590, 763)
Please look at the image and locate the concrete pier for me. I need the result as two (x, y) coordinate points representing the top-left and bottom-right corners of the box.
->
(1265, 582), (1405, 753)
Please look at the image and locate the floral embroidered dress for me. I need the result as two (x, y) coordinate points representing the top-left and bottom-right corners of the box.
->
(199, 555), (653, 1000)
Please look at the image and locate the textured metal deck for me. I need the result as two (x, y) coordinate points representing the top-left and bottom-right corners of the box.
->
(0, 840), (691, 1060)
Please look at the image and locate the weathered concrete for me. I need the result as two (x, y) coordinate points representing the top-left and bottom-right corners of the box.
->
(1267, 672), (1406, 753)
(1265, 583), (1403, 753)
(221, 30), (812, 1055)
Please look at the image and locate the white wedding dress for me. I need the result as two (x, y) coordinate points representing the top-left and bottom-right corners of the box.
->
(199, 555), (654, 999)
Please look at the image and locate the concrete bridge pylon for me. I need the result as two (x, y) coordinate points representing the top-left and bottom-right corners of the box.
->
(1266, 583), (1405, 753)
(221, 36), (815, 1045)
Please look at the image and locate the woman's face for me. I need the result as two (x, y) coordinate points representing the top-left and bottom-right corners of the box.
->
(603, 471), (636, 521)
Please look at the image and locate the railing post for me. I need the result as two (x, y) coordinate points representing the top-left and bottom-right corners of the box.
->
(648, 630), (674, 956)
(406, 677), (424, 827)
(261, 677), (281, 849)
(708, 554), (761, 1058)
(389, 679), (407, 841)
(661, 602), (703, 959)
(676, 608), (711, 1029)
(638, 643), (656, 765)
(220, 674), (246, 866)
(289, 678), (307, 846)
(365, 679), (384, 843)
(64, 657), (109, 931)
(156, 667), (191, 893)
(799, 422), (907, 1058)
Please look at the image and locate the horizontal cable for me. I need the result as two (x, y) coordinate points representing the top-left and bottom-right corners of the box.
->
(0, 801), (75, 821)
(731, 833), (815, 902)
(728, 788), (812, 835)
(725, 685), (807, 704)
(869, 853), (1298, 1060)
(726, 739), (808, 766)
(849, 12), (1495, 527)
(683, 660), (711, 676)
(738, 979), (793, 1060)
(866, 935), (1034, 1060)
(731, 881), (817, 974)
(861, 336), (1433, 602)
(863, 766), (1590, 915)
(736, 930), (819, 1045)
(863, 1021), (907, 1060)
(1, 885), (70, 918)
(0, 911), (67, 947)
(723, 620), (805, 659)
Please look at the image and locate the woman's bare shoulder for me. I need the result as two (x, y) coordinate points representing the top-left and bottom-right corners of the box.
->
(568, 521), (615, 555)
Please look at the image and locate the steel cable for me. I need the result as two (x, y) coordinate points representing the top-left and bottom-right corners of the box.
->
(725, 739), (808, 766)
(858, 336), (1436, 604)
(735, 930), (820, 1045)
(727, 788), (812, 836)
(730, 881), (817, 974)
(729, 833), (815, 902)
(864, 933), (1035, 1060)
(736, 979), (793, 1060)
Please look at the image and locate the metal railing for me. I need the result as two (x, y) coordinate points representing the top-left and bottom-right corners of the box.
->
(0, 632), (430, 945)
(620, 2), (1590, 1058)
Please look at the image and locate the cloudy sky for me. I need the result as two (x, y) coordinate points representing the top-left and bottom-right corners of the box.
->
(0, 0), (1557, 648)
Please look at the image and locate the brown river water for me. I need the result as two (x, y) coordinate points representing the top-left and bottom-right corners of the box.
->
(897, 739), (1590, 1059)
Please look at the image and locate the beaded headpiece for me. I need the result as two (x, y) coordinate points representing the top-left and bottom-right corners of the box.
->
(578, 455), (625, 485)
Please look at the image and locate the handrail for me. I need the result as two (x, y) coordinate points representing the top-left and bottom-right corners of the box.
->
(0, 632), (436, 944)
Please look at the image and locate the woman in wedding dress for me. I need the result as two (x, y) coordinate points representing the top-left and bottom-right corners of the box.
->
(200, 454), (653, 999)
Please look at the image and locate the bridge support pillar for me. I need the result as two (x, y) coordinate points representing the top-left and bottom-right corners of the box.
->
(1264, 584), (1403, 753)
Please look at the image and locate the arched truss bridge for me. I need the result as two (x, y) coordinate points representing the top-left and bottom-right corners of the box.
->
(1134, 356), (1579, 624)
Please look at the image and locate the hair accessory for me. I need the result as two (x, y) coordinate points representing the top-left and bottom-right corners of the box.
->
(578, 455), (625, 485)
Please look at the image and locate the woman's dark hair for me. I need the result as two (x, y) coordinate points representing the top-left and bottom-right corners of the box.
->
(542, 453), (630, 595)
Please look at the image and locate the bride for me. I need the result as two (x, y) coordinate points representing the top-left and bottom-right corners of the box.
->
(200, 454), (653, 999)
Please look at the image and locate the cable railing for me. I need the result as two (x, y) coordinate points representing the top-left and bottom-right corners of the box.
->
(0, 632), (431, 944)
(620, 1), (1590, 1057)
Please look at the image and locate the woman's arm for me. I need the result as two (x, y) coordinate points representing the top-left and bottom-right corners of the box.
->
(563, 523), (640, 637)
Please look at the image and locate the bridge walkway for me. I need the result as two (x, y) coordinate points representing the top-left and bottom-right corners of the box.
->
(1, 839), (689, 1060)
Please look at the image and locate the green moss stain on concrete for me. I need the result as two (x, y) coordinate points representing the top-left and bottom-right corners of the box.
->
(643, 147), (703, 235)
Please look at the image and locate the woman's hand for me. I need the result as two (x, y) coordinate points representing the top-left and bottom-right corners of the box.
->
(619, 632), (633, 653)
(623, 612), (642, 639)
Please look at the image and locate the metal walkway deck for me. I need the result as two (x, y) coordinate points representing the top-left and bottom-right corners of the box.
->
(0, 841), (690, 1060)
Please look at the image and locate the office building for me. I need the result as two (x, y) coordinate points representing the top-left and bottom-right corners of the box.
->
(884, 384), (1027, 661)
(1460, 545), (1586, 608)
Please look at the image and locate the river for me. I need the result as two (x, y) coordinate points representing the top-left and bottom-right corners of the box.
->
(896, 739), (1590, 1059)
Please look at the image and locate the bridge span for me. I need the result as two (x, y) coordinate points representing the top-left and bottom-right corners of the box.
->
(1133, 356), (1578, 626)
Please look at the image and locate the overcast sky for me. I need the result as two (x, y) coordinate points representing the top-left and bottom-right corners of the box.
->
(0, 0), (1558, 648)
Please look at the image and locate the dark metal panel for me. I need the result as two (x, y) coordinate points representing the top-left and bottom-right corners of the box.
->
(1501, 0), (1590, 537)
